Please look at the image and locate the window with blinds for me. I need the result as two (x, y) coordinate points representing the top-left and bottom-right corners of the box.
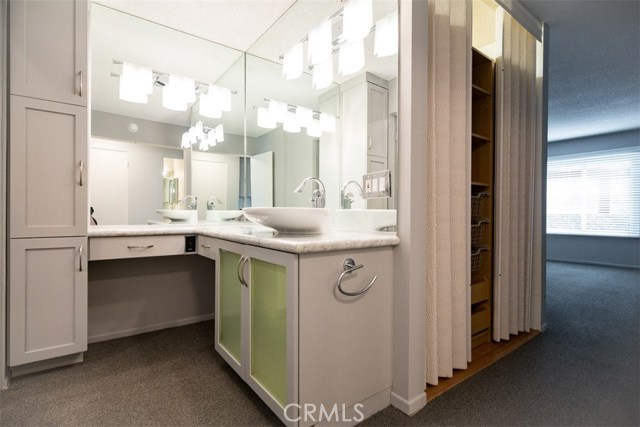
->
(547, 147), (640, 237)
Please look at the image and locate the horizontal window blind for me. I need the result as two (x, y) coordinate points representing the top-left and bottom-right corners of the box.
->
(547, 147), (640, 237)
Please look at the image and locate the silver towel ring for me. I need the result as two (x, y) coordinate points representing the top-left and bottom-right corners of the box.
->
(337, 258), (378, 297)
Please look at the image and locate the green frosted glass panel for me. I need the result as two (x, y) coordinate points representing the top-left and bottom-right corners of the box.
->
(250, 258), (287, 406)
(219, 250), (242, 363)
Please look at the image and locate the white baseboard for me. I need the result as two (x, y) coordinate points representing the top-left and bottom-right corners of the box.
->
(390, 390), (427, 416)
(88, 313), (214, 344)
(10, 353), (84, 377)
(547, 258), (639, 270)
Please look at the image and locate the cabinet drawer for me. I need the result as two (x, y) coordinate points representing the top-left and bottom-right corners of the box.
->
(470, 277), (490, 305)
(197, 236), (217, 260)
(89, 236), (185, 261)
(471, 303), (491, 335)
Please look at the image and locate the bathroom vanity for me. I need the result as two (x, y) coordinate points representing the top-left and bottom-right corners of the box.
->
(87, 224), (397, 426)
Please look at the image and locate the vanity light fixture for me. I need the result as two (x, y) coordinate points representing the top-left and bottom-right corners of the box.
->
(374, 11), (399, 57)
(342, 0), (373, 43)
(268, 100), (289, 123)
(295, 106), (313, 128)
(215, 124), (225, 142)
(199, 91), (222, 118)
(283, 112), (302, 133)
(306, 119), (323, 138)
(307, 19), (332, 65)
(119, 61), (153, 103)
(181, 120), (222, 151)
(257, 107), (277, 129)
(283, 42), (304, 80)
(312, 57), (333, 90)
(260, 98), (336, 136)
(162, 74), (194, 111)
(320, 112), (336, 133)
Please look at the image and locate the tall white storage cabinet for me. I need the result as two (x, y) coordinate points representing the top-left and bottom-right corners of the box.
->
(7, 0), (89, 369)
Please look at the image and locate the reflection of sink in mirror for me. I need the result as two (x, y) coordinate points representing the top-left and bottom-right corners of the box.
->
(334, 209), (397, 232)
(156, 209), (198, 223)
(242, 207), (329, 235)
(205, 210), (244, 222)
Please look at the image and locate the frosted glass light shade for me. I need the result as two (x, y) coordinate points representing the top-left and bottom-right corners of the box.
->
(215, 124), (225, 142)
(312, 57), (333, 90)
(209, 85), (231, 112)
(199, 133), (210, 151)
(268, 100), (289, 123)
(339, 40), (364, 75)
(163, 74), (193, 111)
(308, 20), (332, 65)
(342, 0), (372, 43)
(283, 43), (303, 80)
(181, 132), (191, 149)
(320, 113), (336, 132)
(374, 11), (398, 57)
(306, 119), (322, 137)
(257, 107), (276, 129)
(199, 92), (222, 118)
(295, 106), (313, 127)
(119, 62), (152, 103)
(283, 112), (301, 133)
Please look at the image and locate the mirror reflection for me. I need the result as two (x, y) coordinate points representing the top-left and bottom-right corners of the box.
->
(90, 0), (398, 231)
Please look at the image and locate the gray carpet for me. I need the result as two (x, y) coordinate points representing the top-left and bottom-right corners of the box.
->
(0, 261), (638, 426)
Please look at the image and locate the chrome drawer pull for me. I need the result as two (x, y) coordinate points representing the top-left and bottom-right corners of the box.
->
(79, 245), (83, 272)
(127, 245), (154, 249)
(337, 258), (377, 297)
(201, 244), (211, 249)
(79, 71), (84, 97)
(237, 256), (249, 287)
(79, 161), (84, 186)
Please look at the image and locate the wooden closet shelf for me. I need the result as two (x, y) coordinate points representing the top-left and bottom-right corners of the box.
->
(472, 84), (491, 99)
(471, 181), (491, 187)
(472, 132), (491, 144)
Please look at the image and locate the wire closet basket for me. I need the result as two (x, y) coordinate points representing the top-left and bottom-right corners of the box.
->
(471, 218), (489, 247)
(471, 191), (489, 219)
(471, 246), (489, 273)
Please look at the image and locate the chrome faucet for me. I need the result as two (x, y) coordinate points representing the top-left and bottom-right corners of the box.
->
(340, 180), (363, 210)
(293, 177), (326, 208)
(179, 195), (198, 210)
(206, 196), (223, 210)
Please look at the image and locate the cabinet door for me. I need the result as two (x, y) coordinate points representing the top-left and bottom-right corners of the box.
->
(298, 248), (393, 424)
(367, 84), (389, 158)
(9, 0), (88, 106)
(9, 237), (88, 366)
(10, 96), (88, 238)
(245, 245), (298, 419)
(214, 240), (246, 375)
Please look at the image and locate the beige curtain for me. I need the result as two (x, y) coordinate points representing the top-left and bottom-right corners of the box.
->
(493, 10), (537, 340)
(425, 0), (471, 386)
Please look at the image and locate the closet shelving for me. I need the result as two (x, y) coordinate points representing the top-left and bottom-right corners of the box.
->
(470, 48), (494, 349)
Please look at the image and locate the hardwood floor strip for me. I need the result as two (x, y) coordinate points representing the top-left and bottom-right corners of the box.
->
(425, 330), (540, 402)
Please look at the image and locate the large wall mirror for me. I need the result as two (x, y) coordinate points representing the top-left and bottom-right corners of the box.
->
(90, 0), (398, 230)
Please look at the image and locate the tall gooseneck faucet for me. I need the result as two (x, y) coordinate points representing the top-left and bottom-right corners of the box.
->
(179, 195), (198, 210)
(293, 177), (326, 208)
(340, 180), (364, 210)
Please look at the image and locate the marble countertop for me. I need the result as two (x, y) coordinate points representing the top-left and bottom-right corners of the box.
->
(88, 222), (399, 254)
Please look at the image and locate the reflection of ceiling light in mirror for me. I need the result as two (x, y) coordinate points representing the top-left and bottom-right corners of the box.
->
(320, 113), (336, 132)
(283, 112), (301, 133)
(342, 0), (372, 43)
(308, 19), (332, 65)
(268, 100), (289, 123)
(257, 107), (277, 129)
(119, 62), (152, 103)
(215, 124), (225, 142)
(296, 106), (313, 127)
(339, 40), (364, 75)
(283, 42), (303, 80)
(199, 133), (210, 151)
(199, 92), (222, 118)
(163, 74), (193, 111)
(312, 57), (333, 90)
(209, 85), (231, 112)
(181, 132), (190, 149)
(307, 119), (323, 137)
(194, 121), (204, 139)
(375, 11), (398, 57)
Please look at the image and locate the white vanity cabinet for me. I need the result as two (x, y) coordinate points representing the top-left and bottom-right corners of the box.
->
(214, 237), (393, 426)
(214, 239), (299, 425)
(8, 237), (88, 366)
(9, 0), (88, 106)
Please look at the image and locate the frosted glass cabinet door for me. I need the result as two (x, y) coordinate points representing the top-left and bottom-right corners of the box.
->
(215, 242), (245, 375)
(9, 237), (88, 366)
(9, 96), (88, 238)
(9, 0), (88, 106)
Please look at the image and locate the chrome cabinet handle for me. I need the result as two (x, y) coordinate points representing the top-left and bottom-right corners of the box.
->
(368, 137), (373, 150)
(79, 245), (83, 272)
(337, 258), (377, 297)
(79, 71), (83, 97)
(127, 244), (154, 249)
(237, 256), (249, 287)
(79, 161), (84, 186)
(201, 244), (211, 249)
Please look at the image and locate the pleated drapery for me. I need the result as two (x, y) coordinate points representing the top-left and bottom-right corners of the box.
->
(425, 0), (471, 386)
(493, 11), (537, 340)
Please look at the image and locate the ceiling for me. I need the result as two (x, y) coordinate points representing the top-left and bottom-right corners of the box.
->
(520, 0), (640, 142)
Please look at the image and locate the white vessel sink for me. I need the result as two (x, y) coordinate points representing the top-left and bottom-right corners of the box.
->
(205, 209), (243, 222)
(242, 207), (329, 234)
(156, 209), (197, 223)
(334, 209), (397, 231)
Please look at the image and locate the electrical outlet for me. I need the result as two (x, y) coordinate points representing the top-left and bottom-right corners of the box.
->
(362, 170), (391, 199)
